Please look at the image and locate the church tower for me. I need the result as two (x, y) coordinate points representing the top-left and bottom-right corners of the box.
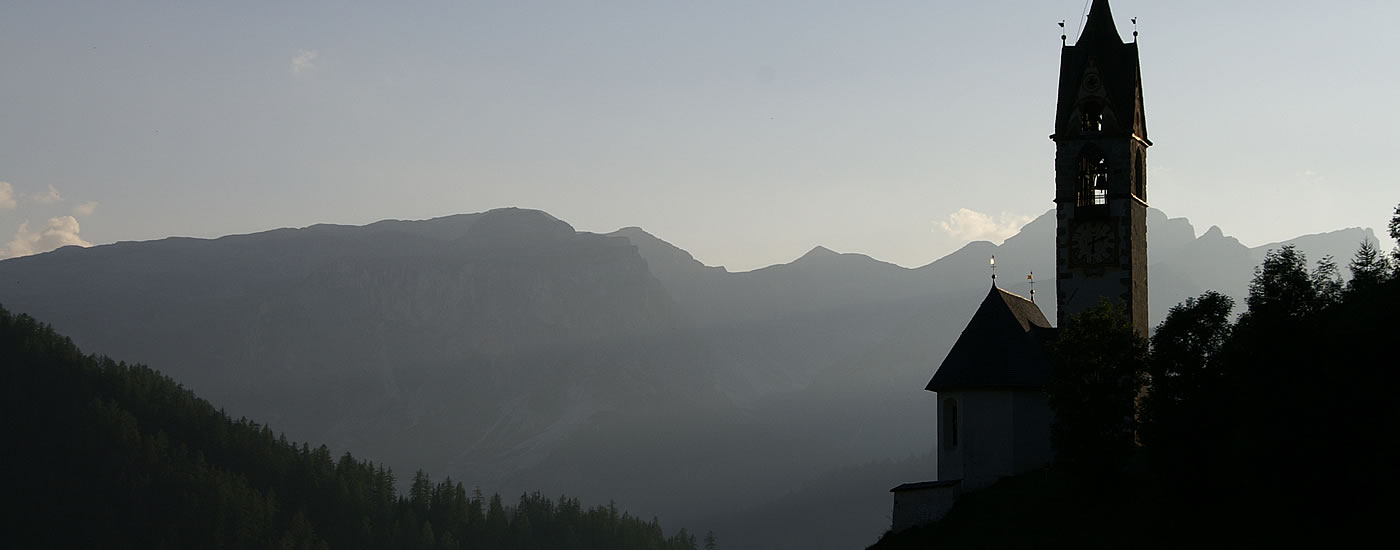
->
(1053, 0), (1150, 335)
(892, 1), (1155, 532)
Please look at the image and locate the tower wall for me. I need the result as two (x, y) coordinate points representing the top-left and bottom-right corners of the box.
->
(1051, 5), (1150, 336)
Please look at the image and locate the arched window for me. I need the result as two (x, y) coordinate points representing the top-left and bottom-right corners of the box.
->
(942, 398), (959, 451)
(1077, 146), (1109, 207)
(1080, 101), (1105, 133)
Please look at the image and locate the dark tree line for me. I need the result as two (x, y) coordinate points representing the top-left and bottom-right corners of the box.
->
(0, 306), (712, 550)
(1048, 204), (1400, 542)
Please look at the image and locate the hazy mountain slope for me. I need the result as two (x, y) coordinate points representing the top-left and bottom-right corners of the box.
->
(611, 209), (1376, 547)
(0, 208), (731, 518)
(618, 208), (1375, 417)
(706, 454), (937, 550)
(609, 227), (946, 404)
(0, 206), (1380, 550)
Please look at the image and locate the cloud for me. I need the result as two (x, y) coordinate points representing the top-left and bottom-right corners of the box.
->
(73, 201), (99, 216)
(29, 184), (63, 204)
(0, 181), (14, 209)
(938, 208), (1033, 244)
(2, 216), (92, 259)
(291, 49), (319, 74)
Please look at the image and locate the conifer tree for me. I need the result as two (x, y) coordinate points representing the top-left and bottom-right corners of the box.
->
(1390, 202), (1400, 267)
(1347, 240), (1391, 293)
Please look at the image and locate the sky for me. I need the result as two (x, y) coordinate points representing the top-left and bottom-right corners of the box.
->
(1, 0), (1397, 270)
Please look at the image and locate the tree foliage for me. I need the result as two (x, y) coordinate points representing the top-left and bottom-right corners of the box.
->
(1042, 203), (1400, 542)
(1141, 291), (1233, 460)
(1241, 245), (1338, 324)
(1347, 240), (1392, 295)
(1134, 208), (1400, 537)
(1391, 202), (1400, 265)
(0, 305), (709, 550)
(1391, 203), (1400, 242)
(1047, 299), (1147, 480)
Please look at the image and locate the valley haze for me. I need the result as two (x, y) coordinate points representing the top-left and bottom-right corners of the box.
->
(0, 206), (1375, 549)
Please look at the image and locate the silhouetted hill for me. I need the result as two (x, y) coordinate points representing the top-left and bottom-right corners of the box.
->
(0, 206), (1378, 550)
(0, 304), (709, 550)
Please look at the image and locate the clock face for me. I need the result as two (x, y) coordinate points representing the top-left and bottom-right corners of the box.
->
(1070, 222), (1116, 265)
(1083, 73), (1102, 92)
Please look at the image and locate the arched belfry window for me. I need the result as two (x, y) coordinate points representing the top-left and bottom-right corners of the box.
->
(942, 398), (959, 451)
(1077, 146), (1109, 207)
(1080, 101), (1105, 133)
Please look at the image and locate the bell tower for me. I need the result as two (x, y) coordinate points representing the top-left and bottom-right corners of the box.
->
(1053, 0), (1149, 335)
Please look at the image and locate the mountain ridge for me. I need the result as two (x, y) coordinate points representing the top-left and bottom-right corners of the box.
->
(0, 205), (1380, 550)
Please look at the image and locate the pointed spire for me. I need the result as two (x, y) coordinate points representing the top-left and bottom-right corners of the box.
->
(1078, 0), (1123, 45)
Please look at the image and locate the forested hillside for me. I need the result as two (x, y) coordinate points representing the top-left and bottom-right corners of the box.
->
(0, 305), (710, 550)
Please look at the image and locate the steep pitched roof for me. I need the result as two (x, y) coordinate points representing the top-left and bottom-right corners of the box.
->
(926, 286), (1056, 392)
(1053, 0), (1148, 143)
(1078, 0), (1122, 46)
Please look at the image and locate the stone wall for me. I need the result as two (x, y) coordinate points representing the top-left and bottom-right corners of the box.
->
(890, 480), (961, 533)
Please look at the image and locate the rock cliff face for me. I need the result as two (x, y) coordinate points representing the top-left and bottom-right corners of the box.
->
(0, 206), (1379, 550)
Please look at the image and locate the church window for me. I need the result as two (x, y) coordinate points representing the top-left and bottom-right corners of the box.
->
(1077, 147), (1109, 206)
(942, 398), (958, 450)
(1081, 101), (1105, 133)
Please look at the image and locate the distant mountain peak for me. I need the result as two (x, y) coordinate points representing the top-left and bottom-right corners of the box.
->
(607, 226), (726, 275)
(779, 246), (908, 275)
(611, 226), (667, 247)
(475, 207), (570, 227)
(789, 245), (877, 267)
(462, 207), (575, 244)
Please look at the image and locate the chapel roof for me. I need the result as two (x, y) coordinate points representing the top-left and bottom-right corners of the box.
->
(925, 285), (1056, 392)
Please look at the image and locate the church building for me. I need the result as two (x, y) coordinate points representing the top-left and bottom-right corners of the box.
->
(890, 0), (1150, 531)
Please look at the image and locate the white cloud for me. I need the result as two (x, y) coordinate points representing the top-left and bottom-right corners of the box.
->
(2, 216), (92, 259)
(0, 181), (15, 209)
(73, 201), (99, 216)
(291, 49), (319, 74)
(938, 208), (1033, 244)
(29, 184), (63, 204)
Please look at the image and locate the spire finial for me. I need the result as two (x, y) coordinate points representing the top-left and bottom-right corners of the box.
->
(1132, 17), (1138, 41)
(990, 255), (997, 286)
(1028, 271), (1036, 302)
(1059, 20), (1067, 45)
